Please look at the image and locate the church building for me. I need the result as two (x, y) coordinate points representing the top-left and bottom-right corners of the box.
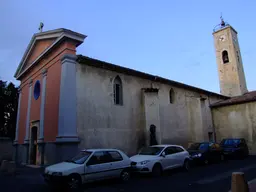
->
(13, 18), (256, 166)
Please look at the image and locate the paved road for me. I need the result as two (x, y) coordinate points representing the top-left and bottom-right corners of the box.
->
(1, 156), (256, 192)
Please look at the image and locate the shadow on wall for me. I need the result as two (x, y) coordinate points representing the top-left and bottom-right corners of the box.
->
(136, 124), (158, 153)
(149, 124), (158, 146)
(136, 125), (190, 152)
(137, 131), (146, 153)
(0, 137), (14, 162)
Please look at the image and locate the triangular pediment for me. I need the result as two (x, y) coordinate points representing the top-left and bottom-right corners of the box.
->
(14, 28), (87, 79)
(19, 38), (57, 73)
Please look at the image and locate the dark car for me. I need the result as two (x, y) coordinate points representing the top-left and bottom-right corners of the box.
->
(220, 138), (249, 158)
(187, 142), (225, 165)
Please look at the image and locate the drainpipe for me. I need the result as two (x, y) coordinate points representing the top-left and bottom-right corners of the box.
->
(208, 95), (217, 142)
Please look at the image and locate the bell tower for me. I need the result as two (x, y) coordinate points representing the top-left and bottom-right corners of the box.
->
(213, 17), (247, 97)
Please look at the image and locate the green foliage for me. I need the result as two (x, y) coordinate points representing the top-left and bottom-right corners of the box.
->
(0, 80), (19, 140)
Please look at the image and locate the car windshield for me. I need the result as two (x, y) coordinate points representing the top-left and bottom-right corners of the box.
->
(221, 139), (241, 146)
(66, 151), (92, 164)
(139, 146), (164, 155)
(188, 143), (210, 151)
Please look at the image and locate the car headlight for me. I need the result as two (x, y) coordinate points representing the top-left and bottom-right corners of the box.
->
(52, 172), (63, 176)
(192, 153), (202, 158)
(140, 160), (150, 165)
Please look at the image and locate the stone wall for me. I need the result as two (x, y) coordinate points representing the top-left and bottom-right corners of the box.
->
(0, 137), (14, 163)
(76, 64), (224, 156)
(212, 101), (256, 154)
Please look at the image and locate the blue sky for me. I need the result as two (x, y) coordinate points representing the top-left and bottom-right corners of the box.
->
(1, 1), (256, 93)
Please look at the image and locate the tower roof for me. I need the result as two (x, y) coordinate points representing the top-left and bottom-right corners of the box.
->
(213, 16), (237, 34)
(213, 24), (237, 35)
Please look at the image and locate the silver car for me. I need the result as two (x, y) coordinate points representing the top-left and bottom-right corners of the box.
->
(44, 149), (132, 189)
(130, 145), (191, 176)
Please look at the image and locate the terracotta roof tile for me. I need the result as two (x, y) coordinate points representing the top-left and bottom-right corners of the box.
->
(210, 91), (256, 108)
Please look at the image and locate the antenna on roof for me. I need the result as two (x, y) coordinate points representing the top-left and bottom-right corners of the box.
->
(220, 13), (226, 27)
(38, 22), (44, 33)
(213, 13), (229, 32)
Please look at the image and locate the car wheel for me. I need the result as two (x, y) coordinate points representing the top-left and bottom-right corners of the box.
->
(68, 174), (82, 190)
(120, 169), (130, 182)
(152, 164), (162, 177)
(183, 159), (190, 171)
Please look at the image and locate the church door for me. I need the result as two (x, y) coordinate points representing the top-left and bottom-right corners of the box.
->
(30, 126), (38, 164)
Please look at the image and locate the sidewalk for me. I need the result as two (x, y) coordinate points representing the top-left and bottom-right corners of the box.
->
(0, 164), (46, 192)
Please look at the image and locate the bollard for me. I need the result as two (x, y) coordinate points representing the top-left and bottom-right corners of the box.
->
(0, 160), (9, 172)
(231, 172), (249, 192)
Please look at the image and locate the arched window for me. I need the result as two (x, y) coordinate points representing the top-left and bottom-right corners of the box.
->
(222, 50), (229, 64)
(113, 76), (123, 105)
(169, 88), (174, 103)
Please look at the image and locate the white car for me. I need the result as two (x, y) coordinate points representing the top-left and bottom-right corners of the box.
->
(130, 145), (191, 176)
(43, 149), (132, 189)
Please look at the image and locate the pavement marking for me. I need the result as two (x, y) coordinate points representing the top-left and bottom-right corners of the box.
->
(195, 164), (256, 185)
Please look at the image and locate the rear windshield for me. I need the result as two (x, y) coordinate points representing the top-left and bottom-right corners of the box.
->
(139, 146), (164, 155)
(188, 143), (210, 150)
(221, 139), (241, 145)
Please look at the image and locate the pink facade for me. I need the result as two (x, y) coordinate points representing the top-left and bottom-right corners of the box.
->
(14, 29), (86, 165)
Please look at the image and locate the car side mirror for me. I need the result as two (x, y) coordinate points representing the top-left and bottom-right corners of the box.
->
(161, 152), (166, 157)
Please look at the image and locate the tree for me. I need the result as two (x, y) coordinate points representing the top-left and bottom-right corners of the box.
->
(0, 80), (19, 140)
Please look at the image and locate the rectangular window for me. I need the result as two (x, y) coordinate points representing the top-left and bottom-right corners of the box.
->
(108, 151), (123, 162)
(174, 146), (184, 153)
(165, 147), (176, 155)
(87, 151), (110, 165)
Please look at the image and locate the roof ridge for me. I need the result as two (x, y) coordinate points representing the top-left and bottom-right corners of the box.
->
(211, 91), (256, 108)
(77, 54), (229, 99)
